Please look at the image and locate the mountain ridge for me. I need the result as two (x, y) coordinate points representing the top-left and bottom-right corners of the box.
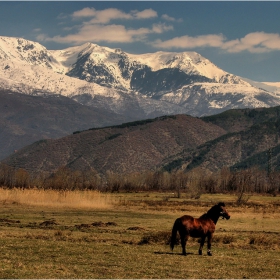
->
(2, 106), (280, 175)
(1, 114), (227, 175)
(1, 35), (280, 120)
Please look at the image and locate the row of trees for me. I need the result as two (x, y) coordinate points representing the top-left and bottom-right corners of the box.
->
(0, 163), (279, 196)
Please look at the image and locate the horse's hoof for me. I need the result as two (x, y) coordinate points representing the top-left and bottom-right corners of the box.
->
(199, 250), (202, 255)
(207, 251), (212, 256)
(182, 252), (187, 256)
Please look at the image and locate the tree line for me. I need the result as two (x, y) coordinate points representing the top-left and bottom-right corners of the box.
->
(0, 163), (279, 197)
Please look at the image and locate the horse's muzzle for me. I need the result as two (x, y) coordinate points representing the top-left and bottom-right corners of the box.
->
(221, 213), (230, 220)
(224, 213), (231, 220)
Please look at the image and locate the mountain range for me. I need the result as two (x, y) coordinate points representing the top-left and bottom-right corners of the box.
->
(2, 106), (280, 175)
(1, 35), (280, 120)
(1, 35), (280, 171)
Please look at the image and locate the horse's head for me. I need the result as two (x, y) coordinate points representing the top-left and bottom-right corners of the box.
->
(217, 202), (230, 220)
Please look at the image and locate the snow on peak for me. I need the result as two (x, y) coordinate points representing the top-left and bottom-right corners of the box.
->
(0, 36), (249, 87)
(1, 35), (280, 119)
(0, 36), (57, 68)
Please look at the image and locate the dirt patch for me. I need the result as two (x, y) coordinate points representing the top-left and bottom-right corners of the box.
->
(138, 231), (174, 245)
(76, 223), (92, 229)
(39, 220), (58, 227)
(75, 221), (117, 229)
(127, 226), (146, 231)
(92, 221), (117, 227)
(0, 218), (21, 224)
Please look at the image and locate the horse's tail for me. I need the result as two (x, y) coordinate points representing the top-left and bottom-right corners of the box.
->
(170, 218), (181, 251)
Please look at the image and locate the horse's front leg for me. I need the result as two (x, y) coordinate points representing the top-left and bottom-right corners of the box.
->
(207, 233), (213, 256)
(198, 235), (206, 255)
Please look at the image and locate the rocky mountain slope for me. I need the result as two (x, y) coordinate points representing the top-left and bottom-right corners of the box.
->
(1, 36), (280, 119)
(1, 115), (226, 175)
(164, 107), (280, 172)
(2, 106), (280, 175)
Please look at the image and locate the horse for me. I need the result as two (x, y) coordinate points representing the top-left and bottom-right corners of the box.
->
(170, 202), (230, 256)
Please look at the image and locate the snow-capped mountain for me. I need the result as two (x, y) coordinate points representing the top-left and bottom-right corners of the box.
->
(1, 35), (280, 118)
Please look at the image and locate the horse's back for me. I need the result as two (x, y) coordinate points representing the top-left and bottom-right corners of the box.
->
(180, 215), (194, 221)
(180, 214), (215, 236)
(179, 215), (194, 226)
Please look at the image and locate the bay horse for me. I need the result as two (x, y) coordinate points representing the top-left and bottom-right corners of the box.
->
(170, 202), (230, 256)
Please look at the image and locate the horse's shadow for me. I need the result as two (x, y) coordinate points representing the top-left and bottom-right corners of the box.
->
(154, 251), (194, 256)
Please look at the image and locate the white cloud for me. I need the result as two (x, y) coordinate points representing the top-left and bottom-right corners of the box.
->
(223, 32), (280, 53)
(161, 14), (183, 22)
(161, 14), (176, 21)
(72, 7), (97, 18)
(57, 13), (68, 20)
(40, 7), (171, 45)
(76, 8), (133, 24)
(152, 23), (173, 34)
(44, 25), (130, 44)
(151, 34), (225, 49)
(72, 7), (157, 24)
(42, 24), (157, 44)
(133, 9), (157, 19)
(37, 6), (280, 54)
(36, 33), (51, 43)
(150, 32), (280, 53)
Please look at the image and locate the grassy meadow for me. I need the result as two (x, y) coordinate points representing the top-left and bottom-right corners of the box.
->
(0, 188), (279, 279)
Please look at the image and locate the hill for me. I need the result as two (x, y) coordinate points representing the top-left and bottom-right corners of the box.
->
(1, 115), (226, 175)
(0, 90), (125, 160)
(164, 107), (280, 172)
(2, 106), (280, 175)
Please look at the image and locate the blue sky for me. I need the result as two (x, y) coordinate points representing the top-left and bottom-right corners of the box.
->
(0, 1), (280, 82)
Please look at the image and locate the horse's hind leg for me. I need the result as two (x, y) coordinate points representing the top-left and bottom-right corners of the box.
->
(198, 236), (206, 255)
(179, 230), (188, 256)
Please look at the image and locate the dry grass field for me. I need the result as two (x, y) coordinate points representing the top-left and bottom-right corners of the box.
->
(0, 189), (279, 279)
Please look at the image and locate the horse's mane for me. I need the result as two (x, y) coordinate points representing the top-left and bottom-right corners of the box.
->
(199, 202), (225, 222)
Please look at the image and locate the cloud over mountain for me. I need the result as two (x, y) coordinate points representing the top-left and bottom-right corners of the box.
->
(151, 32), (280, 53)
(34, 6), (280, 55)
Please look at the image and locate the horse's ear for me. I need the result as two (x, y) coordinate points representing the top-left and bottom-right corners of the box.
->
(217, 202), (225, 207)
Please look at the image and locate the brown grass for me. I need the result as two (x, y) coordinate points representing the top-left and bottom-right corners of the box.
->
(248, 233), (279, 248)
(0, 192), (279, 278)
(0, 187), (116, 209)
